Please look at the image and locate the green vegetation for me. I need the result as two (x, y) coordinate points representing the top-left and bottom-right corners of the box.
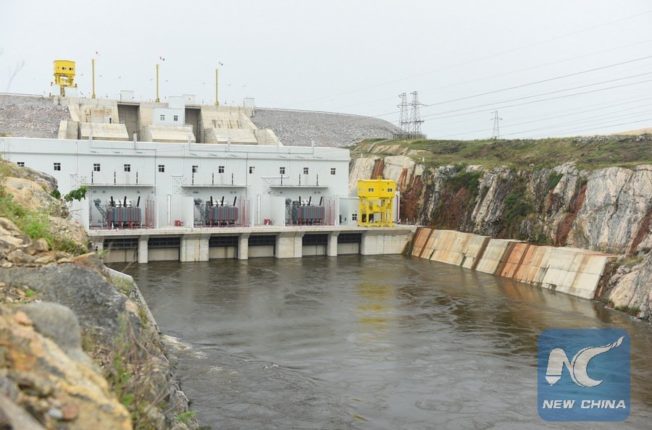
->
(500, 183), (535, 238)
(614, 305), (641, 316)
(447, 167), (482, 196)
(504, 189), (533, 223)
(112, 276), (135, 295)
(547, 172), (563, 191)
(621, 255), (644, 268)
(0, 190), (83, 254)
(0, 163), (85, 255)
(176, 411), (197, 425)
(106, 317), (163, 430)
(429, 167), (483, 229)
(355, 135), (652, 170)
(64, 185), (87, 202)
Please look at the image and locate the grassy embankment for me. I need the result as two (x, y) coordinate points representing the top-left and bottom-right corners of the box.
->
(353, 135), (652, 170)
(0, 160), (86, 254)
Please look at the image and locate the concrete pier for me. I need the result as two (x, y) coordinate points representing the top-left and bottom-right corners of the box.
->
(93, 225), (415, 263)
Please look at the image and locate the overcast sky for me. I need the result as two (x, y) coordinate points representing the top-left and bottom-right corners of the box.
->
(2, 0), (652, 139)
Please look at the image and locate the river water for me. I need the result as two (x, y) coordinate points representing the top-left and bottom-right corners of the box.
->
(117, 255), (652, 429)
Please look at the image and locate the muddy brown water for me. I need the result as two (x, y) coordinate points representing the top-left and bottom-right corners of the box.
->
(114, 255), (652, 429)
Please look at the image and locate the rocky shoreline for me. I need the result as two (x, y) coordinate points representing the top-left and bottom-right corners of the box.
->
(351, 137), (652, 320)
(0, 160), (198, 429)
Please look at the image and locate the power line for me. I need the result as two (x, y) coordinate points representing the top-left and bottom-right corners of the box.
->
(332, 39), (652, 116)
(433, 94), (652, 131)
(509, 116), (652, 138)
(501, 109), (652, 137)
(432, 97), (652, 138)
(371, 69), (652, 120)
(491, 111), (503, 139)
(419, 74), (652, 121)
(332, 38), (652, 113)
(410, 91), (424, 136)
(421, 54), (652, 109)
(397, 92), (409, 133)
(290, 8), (652, 107)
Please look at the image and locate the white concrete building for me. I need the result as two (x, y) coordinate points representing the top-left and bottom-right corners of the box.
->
(0, 134), (412, 263)
(0, 136), (353, 229)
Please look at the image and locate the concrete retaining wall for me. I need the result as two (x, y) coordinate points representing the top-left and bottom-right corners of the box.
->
(411, 227), (613, 300)
(410, 228), (432, 257)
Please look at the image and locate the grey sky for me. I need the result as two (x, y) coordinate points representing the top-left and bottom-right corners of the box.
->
(2, 0), (652, 139)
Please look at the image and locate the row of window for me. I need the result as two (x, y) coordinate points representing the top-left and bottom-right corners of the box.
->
(20, 161), (337, 176)
(160, 114), (179, 122)
(277, 167), (335, 175)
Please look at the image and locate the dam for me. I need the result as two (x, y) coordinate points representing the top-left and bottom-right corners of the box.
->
(117, 255), (652, 429)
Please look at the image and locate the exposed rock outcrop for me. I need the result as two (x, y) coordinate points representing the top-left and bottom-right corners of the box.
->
(0, 159), (197, 429)
(351, 141), (652, 320)
(0, 305), (131, 430)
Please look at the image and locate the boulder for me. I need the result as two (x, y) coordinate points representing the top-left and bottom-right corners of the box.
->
(3, 176), (58, 213)
(18, 302), (92, 366)
(0, 306), (132, 429)
(0, 264), (128, 341)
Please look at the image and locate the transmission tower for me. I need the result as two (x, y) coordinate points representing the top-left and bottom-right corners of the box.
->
(491, 110), (503, 139)
(397, 92), (409, 134)
(409, 91), (424, 136)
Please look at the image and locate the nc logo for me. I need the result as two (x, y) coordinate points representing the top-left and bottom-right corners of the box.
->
(545, 336), (625, 387)
(538, 329), (630, 422)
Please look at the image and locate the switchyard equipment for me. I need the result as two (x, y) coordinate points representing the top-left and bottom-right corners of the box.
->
(357, 179), (396, 227)
(286, 196), (325, 225)
(194, 196), (239, 227)
(53, 60), (76, 96)
(94, 196), (142, 229)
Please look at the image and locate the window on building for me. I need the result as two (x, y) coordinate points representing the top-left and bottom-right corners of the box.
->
(352, 213), (358, 221)
(93, 163), (101, 172)
(158, 164), (165, 173)
(368, 188), (374, 192)
(192, 165), (198, 173)
(279, 167), (286, 175)
(160, 114), (165, 121)
(303, 167), (309, 174)
(218, 165), (225, 173)
(173, 114), (179, 122)
(17, 161), (24, 167)
(124, 164), (131, 172)
(53, 162), (61, 171)
(249, 166), (255, 174)
(388, 187), (393, 192)
(330, 167), (336, 175)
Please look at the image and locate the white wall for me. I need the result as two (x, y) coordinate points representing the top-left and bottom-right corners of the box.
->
(0, 137), (350, 228)
(339, 197), (359, 226)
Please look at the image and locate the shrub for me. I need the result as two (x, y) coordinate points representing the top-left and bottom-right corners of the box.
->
(448, 170), (482, 196)
(64, 185), (87, 202)
(547, 172), (563, 191)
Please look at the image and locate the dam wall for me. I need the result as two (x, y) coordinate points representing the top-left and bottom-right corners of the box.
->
(412, 228), (614, 300)
(91, 225), (415, 263)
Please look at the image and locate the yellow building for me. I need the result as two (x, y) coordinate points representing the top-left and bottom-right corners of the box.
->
(357, 179), (396, 227)
(53, 60), (76, 96)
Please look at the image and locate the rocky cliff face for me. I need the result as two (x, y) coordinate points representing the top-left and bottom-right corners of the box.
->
(350, 141), (652, 320)
(0, 160), (197, 429)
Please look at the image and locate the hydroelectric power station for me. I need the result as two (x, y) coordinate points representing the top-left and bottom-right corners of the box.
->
(0, 59), (413, 263)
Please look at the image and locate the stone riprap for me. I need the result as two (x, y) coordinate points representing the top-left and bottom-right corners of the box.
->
(0, 95), (69, 138)
(251, 108), (400, 147)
